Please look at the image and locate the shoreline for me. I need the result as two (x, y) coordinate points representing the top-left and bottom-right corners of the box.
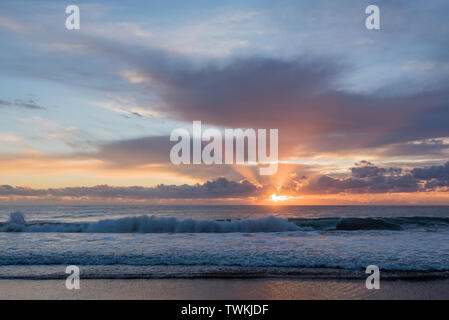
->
(1, 265), (448, 281)
(1, 278), (448, 300)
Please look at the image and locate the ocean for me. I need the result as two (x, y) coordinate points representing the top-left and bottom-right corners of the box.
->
(0, 205), (448, 280)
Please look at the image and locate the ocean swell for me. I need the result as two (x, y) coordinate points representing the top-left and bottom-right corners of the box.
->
(1, 212), (448, 233)
(0, 212), (302, 233)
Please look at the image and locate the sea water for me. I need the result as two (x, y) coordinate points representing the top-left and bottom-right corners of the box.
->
(0, 205), (448, 279)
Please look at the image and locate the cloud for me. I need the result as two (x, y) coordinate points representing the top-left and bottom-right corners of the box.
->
(296, 161), (449, 194)
(402, 60), (436, 73)
(412, 162), (449, 180)
(115, 52), (449, 157)
(0, 14), (26, 32)
(3, 5), (449, 159)
(2, 160), (449, 201)
(412, 162), (449, 189)
(0, 177), (264, 200)
(0, 133), (21, 142)
(94, 136), (171, 166)
(0, 98), (46, 110)
(350, 161), (402, 178)
(1, 1), (449, 166)
(84, 135), (254, 182)
(309, 173), (419, 194)
(375, 139), (449, 158)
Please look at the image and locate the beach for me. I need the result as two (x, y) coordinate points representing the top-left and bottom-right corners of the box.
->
(1, 278), (449, 300)
(2, 0), (449, 304)
(1, 205), (448, 300)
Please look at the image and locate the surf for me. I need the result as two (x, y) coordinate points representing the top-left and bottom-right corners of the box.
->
(0, 212), (302, 233)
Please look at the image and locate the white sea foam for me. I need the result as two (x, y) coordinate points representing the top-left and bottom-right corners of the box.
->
(0, 229), (448, 271)
(1, 210), (448, 276)
(0, 212), (302, 233)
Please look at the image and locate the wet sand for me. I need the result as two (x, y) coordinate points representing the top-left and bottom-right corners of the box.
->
(1, 278), (448, 300)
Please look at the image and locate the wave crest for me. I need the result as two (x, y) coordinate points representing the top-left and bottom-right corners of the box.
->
(0, 213), (302, 233)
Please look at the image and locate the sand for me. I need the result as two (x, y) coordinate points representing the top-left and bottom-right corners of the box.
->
(1, 278), (448, 300)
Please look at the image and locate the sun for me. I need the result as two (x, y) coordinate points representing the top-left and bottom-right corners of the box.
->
(270, 193), (289, 202)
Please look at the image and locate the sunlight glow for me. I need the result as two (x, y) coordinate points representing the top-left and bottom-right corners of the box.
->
(270, 193), (289, 202)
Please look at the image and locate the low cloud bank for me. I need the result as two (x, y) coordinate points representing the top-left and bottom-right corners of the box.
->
(2, 162), (449, 200)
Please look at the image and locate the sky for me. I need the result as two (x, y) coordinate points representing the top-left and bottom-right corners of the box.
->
(1, 0), (449, 204)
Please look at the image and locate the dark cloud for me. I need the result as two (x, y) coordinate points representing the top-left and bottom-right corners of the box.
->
(8, 22), (446, 158)
(94, 136), (171, 166)
(0, 177), (264, 200)
(0, 98), (46, 110)
(298, 161), (449, 194)
(125, 54), (449, 157)
(89, 135), (245, 181)
(351, 161), (402, 178)
(412, 162), (449, 180)
(3, 162), (449, 200)
(2, 3), (449, 161)
(376, 140), (449, 157)
(0, 185), (47, 197)
(309, 173), (419, 194)
(412, 162), (449, 189)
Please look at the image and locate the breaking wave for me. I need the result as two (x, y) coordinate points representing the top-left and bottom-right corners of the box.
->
(0, 212), (302, 233)
(1, 212), (448, 233)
